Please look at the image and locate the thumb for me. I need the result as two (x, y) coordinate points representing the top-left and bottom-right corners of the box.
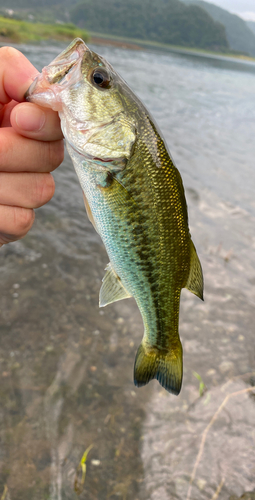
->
(0, 46), (38, 105)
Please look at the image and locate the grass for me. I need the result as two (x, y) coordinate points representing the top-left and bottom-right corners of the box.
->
(193, 371), (206, 397)
(0, 17), (89, 43)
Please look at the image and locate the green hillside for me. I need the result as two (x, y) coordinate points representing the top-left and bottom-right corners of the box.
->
(246, 21), (255, 36)
(0, 0), (81, 24)
(0, 0), (78, 7)
(182, 0), (255, 56)
(70, 0), (229, 51)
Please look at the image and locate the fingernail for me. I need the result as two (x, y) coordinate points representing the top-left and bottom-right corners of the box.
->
(15, 104), (46, 132)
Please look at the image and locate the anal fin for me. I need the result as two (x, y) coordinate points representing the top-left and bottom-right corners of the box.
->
(185, 240), (204, 300)
(99, 263), (132, 307)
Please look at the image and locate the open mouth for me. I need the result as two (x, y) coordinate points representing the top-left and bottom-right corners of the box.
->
(45, 38), (88, 84)
(25, 38), (89, 111)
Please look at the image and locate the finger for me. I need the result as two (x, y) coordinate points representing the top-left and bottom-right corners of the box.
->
(0, 46), (38, 105)
(11, 102), (63, 141)
(0, 204), (35, 245)
(0, 172), (55, 209)
(0, 128), (64, 172)
(0, 100), (18, 127)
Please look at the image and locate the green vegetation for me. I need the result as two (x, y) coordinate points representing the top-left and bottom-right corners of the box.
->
(183, 0), (255, 56)
(193, 371), (206, 397)
(1, 0), (254, 58)
(70, 0), (229, 52)
(74, 444), (93, 495)
(0, 0), (78, 7)
(246, 21), (255, 36)
(0, 16), (89, 43)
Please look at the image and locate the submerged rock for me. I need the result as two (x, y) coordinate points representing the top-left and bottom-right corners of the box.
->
(229, 493), (255, 500)
(140, 379), (255, 500)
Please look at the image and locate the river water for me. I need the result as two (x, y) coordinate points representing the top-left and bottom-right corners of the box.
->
(0, 42), (255, 500)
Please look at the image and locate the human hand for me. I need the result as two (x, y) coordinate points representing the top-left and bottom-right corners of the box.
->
(0, 46), (64, 247)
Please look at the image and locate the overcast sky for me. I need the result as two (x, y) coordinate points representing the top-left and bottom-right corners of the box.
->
(210, 0), (255, 21)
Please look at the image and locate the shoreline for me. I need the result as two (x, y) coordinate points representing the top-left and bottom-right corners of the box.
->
(90, 32), (255, 64)
(90, 36), (143, 51)
(0, 21), (255, 64)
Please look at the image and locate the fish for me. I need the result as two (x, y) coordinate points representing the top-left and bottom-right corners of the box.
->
(26, 38), (203, 395)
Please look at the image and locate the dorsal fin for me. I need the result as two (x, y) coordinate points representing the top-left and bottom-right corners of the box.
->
(99, 263), (132, 307)
(185, 241), (204, 301)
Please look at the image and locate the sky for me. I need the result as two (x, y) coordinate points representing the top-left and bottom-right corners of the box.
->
(210, 0), (255, 21)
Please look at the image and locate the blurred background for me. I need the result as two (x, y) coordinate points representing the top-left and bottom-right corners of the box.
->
(0, 1), (255, 499)
(2, 0), (255, 55)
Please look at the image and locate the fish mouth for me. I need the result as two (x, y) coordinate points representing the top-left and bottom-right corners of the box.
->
(25, 38), (89, 111)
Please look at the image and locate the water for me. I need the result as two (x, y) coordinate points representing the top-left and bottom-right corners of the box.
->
(0, 42), (255, 500)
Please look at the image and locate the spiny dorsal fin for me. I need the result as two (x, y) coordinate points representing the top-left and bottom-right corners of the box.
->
(99, 263), (132, 307)
(185, 241), (204, 301)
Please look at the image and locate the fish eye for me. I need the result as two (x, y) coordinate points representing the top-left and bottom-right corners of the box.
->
(92, 68), (111, 89)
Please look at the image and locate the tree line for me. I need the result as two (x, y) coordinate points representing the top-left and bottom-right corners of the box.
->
(70, 0), (229, 51)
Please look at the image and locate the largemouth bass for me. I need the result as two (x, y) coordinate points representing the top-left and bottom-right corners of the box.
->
(26, 39), (203, 395)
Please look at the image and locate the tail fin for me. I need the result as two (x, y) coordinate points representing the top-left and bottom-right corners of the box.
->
(134, 341), (183, 395)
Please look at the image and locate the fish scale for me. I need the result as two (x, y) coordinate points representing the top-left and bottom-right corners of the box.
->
(27, 38), (203, 395)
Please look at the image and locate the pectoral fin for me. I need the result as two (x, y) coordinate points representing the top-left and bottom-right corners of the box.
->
(82, 192), (98, 232)
(185, 241), (204, 300)
(99, 263), (132, 307)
